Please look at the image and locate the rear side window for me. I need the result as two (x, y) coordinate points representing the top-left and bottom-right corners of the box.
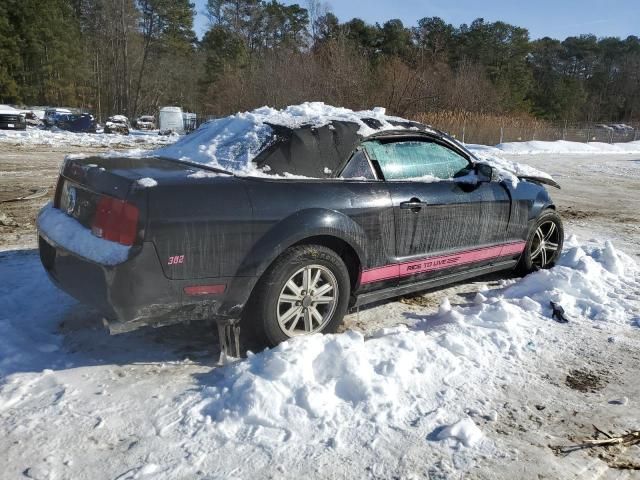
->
(340, 150), (376, 180)
(363, 140), (470, 180)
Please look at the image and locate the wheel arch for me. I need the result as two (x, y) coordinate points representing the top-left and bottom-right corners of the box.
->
(290, 235), (362, 291)
(530, 187), (556, 220)
(237, 208), (367, 279)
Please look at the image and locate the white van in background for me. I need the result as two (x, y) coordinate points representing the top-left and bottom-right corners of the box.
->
(158, 106), (184, 135)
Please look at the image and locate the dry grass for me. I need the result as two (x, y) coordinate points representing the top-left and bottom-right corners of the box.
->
(412, 111), (552, 145)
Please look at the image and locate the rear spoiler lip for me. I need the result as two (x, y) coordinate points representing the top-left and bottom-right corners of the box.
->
(518, 175), (561, 189)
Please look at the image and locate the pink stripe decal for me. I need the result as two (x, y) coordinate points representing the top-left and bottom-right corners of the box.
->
(360, 264), (400, 284)
(361, 241), (526, 285)
(500, 242), (527, 256)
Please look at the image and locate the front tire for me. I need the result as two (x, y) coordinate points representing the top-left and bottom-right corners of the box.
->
(248, 245), (351, 346)
(517, 210), (564, 274)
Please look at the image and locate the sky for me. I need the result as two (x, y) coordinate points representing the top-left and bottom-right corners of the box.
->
(192, 0), (639, 41)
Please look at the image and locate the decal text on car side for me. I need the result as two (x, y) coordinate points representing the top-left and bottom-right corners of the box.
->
(168, 255), (185, 265)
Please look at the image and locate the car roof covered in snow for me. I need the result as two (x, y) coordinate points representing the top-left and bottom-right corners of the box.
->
(109, 115), (129, 123)
(154, 102), (441, 177)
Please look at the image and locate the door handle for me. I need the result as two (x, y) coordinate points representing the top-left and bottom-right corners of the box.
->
(400, 198), (423, 211)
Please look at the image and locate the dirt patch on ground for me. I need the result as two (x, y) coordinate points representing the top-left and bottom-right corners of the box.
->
(558, 206), (598, 220)
(565, 368), (607, 392)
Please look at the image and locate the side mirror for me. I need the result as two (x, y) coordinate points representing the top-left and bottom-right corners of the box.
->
(475, 163), (493, 182)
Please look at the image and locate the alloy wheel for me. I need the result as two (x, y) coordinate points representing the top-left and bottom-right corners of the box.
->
(530, 220), (560, 268)
(277, 264), (338, 336)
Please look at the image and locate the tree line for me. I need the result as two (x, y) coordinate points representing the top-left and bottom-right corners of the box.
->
(1, 0), (639, 124)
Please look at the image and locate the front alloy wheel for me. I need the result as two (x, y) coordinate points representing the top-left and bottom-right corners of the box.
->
(277, 265), (338, 336)
(517, 209), (564, 274)
(529, 220), (560, 268)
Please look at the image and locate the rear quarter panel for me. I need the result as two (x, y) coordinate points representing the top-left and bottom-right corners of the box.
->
(146, 177), (254, 279)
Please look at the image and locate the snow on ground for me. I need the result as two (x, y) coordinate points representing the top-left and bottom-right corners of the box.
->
(470, 139), (640, 156)
(0, 127), (177, 148)
(1, 235), (639, 479)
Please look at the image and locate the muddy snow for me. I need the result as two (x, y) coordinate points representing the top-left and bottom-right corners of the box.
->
(1, 141), (640, 479)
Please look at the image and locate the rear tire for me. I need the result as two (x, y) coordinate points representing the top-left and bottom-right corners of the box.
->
(247, 245), (351, 347)
(517, 209), (564, 274)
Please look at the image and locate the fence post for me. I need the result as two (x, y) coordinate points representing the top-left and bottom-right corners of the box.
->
(499, 126), (504, 144)
(563, 120), (567, 141)
(462, 118), (466, 144)
(532, 128), (536, 141)
(609, 129), (614, 144)
(635, 128), (638, 142)
(586, 125), (591, 143)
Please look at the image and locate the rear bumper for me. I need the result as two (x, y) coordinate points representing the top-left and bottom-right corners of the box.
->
(38, 233), (257, 333)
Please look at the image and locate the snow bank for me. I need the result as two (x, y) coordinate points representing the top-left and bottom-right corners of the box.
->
(470, 140), (640, 156)
(1, 236), (638, 478)
(177, 237), (638, 451)
(36, 203), (130, 265)
(0, 127), (176, 148)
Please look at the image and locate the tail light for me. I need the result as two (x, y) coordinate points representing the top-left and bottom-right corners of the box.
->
(91, 197), (139, 246)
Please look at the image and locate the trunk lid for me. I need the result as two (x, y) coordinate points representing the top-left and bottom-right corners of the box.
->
(54, 156), (207, 245)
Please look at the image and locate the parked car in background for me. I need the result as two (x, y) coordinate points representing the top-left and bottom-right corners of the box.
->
(55, 113), (97, 133)
(104, 115), (130, 135)
(611, 123), (634, 132)
(21, 110), (43, 127)
(28, 107), (47, 121)
(135, 115), (156, 130)
(0, 105), (27, 130)
(44, 107), (72, 127)
(159, 106), (184, 135)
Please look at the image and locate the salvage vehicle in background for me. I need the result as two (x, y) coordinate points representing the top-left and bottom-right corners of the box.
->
(44, 107), (72, 126)
(37, 106), (563, 354)
(21, 111), (43, 127)
(104, 115), (130, 135)
(55, 113), (97, 133)
(0, 105), (27, 130)
(135, 115), (156, 130)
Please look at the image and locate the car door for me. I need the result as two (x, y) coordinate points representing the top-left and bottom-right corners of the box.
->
(361, 137), (512, 286)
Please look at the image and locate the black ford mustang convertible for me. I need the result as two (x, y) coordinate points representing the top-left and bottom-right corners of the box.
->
(38, 108), (563, 349)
